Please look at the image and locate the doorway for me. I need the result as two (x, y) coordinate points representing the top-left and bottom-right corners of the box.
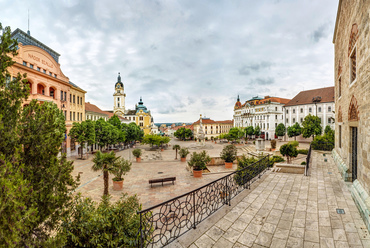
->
(351, 127), (358, 181)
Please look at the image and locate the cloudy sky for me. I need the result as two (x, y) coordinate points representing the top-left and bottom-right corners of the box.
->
(1, 0), (338, 123)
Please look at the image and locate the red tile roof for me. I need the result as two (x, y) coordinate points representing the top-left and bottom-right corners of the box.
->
(85, 102), (109, 116)
(193, 119), (233, 125)
(284, 87), (335, 107)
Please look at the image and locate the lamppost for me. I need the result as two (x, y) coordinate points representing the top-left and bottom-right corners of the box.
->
(312, 96), (322, 117)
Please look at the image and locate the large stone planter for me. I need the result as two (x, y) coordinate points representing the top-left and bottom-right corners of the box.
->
(112, 179), (123, 191)
(225, 162), (233, 168)
(181, 157), (186, 162)
(136, 157), (141, 162)
(193, 170), (202, 178)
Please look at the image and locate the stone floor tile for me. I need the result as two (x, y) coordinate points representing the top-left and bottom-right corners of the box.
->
(319, 237), (335, 248)
(346, 232), (362, 246)
(282, 212), (294, 221)
(237, 231), (257, 247)
(333, 229), (347, 241)
(319, 226), (333, 238)
(278, 219), (292, 230)
(223, 228), (242, 243)
(212, 237), (234, 248)
(270, 208), (283, 217)
(274, 227), (290, 240)
(334, 241), (350, 248)
(292, 218), (306, 228)
(306, 213), (318, 221)
(266, 214), (280, 225)
(261, 222), (276, 234)
(290, 226), (305, 238)
(244, 222), (262, 236)
(232, 242), (248, 248)
(331, 219), (344, 229)
(318, 210), (329, 218)
(361, 239), (370, 247)
(194, 234), (216, 248)
(215, 218), (233, 231)
(318, 217), (331, 227)
(286, 236), (304, 248)
(206, 226), (224, 242)
(270, 237), (287, 248)
(344, 222), (357, 233)
(188, 244), (198, 248)
(254, 231), (272, 247)
(304, 230), (320, 243)
(305, 220), (319, 231)
(303, 241), (320, 248)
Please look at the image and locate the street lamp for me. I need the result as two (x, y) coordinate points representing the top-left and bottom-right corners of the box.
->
(312, 96), (322, 117)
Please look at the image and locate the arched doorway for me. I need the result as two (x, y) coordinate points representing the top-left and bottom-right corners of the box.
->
(25, 81), (33, 94)
(49, 87), (56, 99)
(348, 95), (359, 181)
(37, 83), (45, 95)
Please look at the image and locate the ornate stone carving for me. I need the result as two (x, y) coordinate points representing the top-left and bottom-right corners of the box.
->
(348, 95), (359, 121)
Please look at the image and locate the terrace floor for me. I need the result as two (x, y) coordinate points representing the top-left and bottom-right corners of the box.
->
(171, 151), (370, 248)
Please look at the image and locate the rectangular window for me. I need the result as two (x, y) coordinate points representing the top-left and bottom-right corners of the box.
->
(23, 61), (27, 66)
(37, 67), (40, 71)
(286, 110), (289, 114)
(328, 106), (332, 112)
(275, 115), (277, 120)
(61, 91), (63, 100)
(328, 118), (331, 124)
(49, 72), (52, 76)
(43, 69), (46, 74)
(318, 107), (322, 112)
(300, 108), (303, 113)
(77, 96), (79, 105)
(338, 77), (341, 97)
(64, 92), (67, 101)
(300, 118), (303, 123)
(275, 123), (277, 128)
(70, 112), (72, 121)
(77, 112), (79, 121)
(286, 118), (289, 123)
(54, 74), (57, 78)
(30, 64), (34, 69)
(293, 109), (295, 114)
(350, 48), (357, 83)
(133, 117), (135, 121)
(309, 108), (312, 113)
(70, 94), (72, 102)
(293, 118), (296, 123)
(64, 111), (67, 119)
(117, 97), (120, 101)
(73, 112), (75, 121)
(339, 125), (342, 148)
(73, 95), (75, 103)
(139, 122), (143, 127)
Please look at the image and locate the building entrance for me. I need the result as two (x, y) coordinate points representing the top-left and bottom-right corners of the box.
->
(351, 127), (358, 181)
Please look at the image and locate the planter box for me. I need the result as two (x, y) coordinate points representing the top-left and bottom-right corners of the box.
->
(193, 170), (202, 178)
(225, 162), (233, 168)
(275, 163), (305, 174)
(112, 180), (123, 191)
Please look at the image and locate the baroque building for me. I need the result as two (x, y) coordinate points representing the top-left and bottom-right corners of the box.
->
(283, 87), (335, 141)
(9, 28), (86, 156)
(332, 0), (370, 232)
(193, 115), (233, 140)
(233, 95), (290, 140)
(112, 74), (153, 135)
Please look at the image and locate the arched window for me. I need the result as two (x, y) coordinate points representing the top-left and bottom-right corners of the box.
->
(349, 24), (358, 83)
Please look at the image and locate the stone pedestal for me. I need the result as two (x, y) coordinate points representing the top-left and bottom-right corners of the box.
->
(255, 138), (265, 152)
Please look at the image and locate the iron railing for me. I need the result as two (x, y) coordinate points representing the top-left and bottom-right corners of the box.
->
(305, 144), (312, 176)
(137, 155), (270, 248)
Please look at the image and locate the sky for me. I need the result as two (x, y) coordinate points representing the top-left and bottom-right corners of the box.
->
(1, 0), (339, 123)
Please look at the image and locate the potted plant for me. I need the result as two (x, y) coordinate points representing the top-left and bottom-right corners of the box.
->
(270, 139), (277, 151)
(220, 144), (237, 168)
(179, 148), (190, 162)
(111, 158), (132, 191)
(132, 148), (142, 162)
(188, 150), (211, 178)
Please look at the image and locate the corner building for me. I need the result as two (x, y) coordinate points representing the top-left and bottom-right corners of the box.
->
(9, 28), (86, 156)
(332, 0), (370, 232)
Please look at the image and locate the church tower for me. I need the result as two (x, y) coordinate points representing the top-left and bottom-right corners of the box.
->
(113, 72), (126, 116)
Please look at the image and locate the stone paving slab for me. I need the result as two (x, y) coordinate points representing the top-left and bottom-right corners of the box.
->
(171, 151), (370, 248)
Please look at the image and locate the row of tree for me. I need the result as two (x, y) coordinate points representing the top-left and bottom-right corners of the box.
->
(141, 134), (170, 148)
(173, 127), (193, 140)
(69, 115), (144, 158)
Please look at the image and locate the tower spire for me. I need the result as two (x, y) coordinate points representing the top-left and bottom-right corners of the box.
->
(117, 72), (121, 82)
(27, 9), (30, 36)
(237, 94), (240, 102)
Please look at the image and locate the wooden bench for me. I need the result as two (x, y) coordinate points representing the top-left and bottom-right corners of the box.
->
(149, 177), (176, 187)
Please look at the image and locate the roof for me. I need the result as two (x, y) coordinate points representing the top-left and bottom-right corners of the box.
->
(235, 96), (290, 109)
(69, 81), (86, 93)
(333, 0), (343, 43)
(11, 28), (60, 63)
(284, 87), (335, 107)
(85, 102), (109, 116)
(193, 119), (233, 125)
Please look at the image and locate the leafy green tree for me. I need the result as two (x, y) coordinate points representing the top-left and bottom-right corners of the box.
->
(173, 144), (181, 159)
(174, 127), (193, 140)
(254, 125), (261, 137)
(324, 125), (332, 134)
(275, 123), (286, 137)
(122, 122), (144, 144)
(302, 114), (322, 139)
(60, 194), (146, 247)
(287, 122), (302, 141)
(279, 143), (298, 163)
(69, 120), (96, 158)
(228, 127), (245, 141)
(92, 151), (118, 196)
(220, 144), (237, 162)
(159, 136), (170, 148)
(245, 126), (254, 139)
(95, 118), (110, 150)
(108, 114), (121, 129)
(142, 134), (161, 147)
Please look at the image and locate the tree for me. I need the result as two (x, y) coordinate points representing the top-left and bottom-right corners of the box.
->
(220, 144), (237, 163)
(95, 118), (110, 150)
(108, 114), (121, 129)
(254, 126), (261, 137)
(122, 122), (144, 144)
(279, 143), (298, 164)
(69, 120), (95, 158)
(60, 194), (146, 247)
(275, 123), (286, 137)
(174, 127), (193, 140)
(92, 151), (118, 196)
(245, 126), (254, 139)
(287, 122), (302, 141)
(173, 144), (181, 159)
(324, 125), (332, 134)
(142, 134), (161, 147)
(159, 136), (170, 148)
(301, 114), (322, 139)
(228, 127), (245, 141)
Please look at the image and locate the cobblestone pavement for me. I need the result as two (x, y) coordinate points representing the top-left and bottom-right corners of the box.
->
(71, 140), (259, 209)
(171, 151), (370, 248)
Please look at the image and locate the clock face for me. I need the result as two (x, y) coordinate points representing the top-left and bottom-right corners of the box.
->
(117, 85), (121, 88)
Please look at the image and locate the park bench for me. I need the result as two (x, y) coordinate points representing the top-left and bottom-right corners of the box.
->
(149, 177), (176, 187)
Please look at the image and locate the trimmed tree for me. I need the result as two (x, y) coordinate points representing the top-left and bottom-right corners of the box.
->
(69, 120), (95, 158)
(287, 122), (302, 141)
(254, 126), (261, 137)
(302, 114), (322, 139)
(279, 143), (298, 164)
(245, 126), (254, 139)
(275, 123), (286, 137)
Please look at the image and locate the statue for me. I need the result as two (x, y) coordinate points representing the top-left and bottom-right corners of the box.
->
(197, 114), (205, 144)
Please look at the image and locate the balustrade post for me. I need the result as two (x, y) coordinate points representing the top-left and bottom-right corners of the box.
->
(193, 191), (196, 229)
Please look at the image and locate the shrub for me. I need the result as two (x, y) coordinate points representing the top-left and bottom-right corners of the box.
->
(311, 130), (334, 151)
(234, 155), (268, 186)
(288, 141), (299, 147)
(132, 148), (142, 158)
(270, 155), (285, 163)
(301, 161), (306, 165)
(270, 140), (277, 149)
(297, 149), (308, 155)
(187, 150), (211, 170)
(279, 143), (298, 164)
(220, 144), (237, 163)
(179, 148), (190, 158)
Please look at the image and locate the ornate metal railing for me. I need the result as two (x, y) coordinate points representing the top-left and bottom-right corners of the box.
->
(305, 144), (312, 176)
(137, 155), (270, 248)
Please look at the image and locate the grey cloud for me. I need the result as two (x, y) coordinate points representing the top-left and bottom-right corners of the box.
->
(250, 77), (275, 86)
(238, 61), (274, 76)
(201, 98), (217, 106)
(312, 23), (329, 42)
(279, 88), (287, 92)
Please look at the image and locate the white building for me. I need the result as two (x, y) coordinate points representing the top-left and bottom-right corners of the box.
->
(233, 95), (290, 140)
(283, 87), (335, 132)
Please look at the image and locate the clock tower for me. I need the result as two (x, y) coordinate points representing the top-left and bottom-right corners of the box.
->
(113, 72), (126, 116)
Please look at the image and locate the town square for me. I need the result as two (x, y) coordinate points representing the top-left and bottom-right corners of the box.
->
(1, 0), (370, 247)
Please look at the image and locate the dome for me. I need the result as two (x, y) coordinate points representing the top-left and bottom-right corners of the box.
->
(115, 72), (123, 89)
(136, 97), (149, 113)
(234, 95), (242, 108)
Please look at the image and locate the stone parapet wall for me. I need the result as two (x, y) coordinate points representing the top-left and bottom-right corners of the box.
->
(350, 180), (370, 232)
(332, 149), (350, 181)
